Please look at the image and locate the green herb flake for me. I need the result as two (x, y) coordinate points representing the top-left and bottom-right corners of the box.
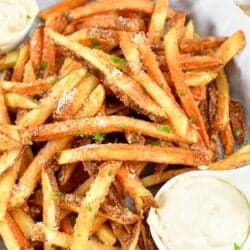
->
(26, 14), (32, 20)
(233, 128), (241, 137)
(92, 41), (101, 49)
(40, 61), (48, 70)
(189, 114), (198, 126)
(108, 170), (112, 177)
(93, 133), (105, 142)
(110, 55), (127, 65)
(53, 192), (63, 199)
(86, 204), (92, 212)
(179, 91), (186, 97)
(149, 139), (159, 146)
(156, 124), (171, 133)
(123, 207), (129, 212)
(234, 243), (241, 250)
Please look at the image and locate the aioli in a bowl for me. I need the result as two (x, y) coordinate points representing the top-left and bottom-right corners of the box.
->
(148, 175), (250, 250)
(0, 0), (38, 53)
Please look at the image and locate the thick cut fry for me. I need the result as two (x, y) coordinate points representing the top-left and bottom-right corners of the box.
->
(141, 168), (193, 187)
(23, 60), (36, 82)
(54, 74), (98, 120)
(0, 213), (32, 250)
(31, 223), (119, 250)
(164, 28), (209, 147)
(119, 32), (197, 141)
(0, 77), (55, 95)
(68, 0), (155, 19)
(184, 71), (217, 87)
(58, 144), (210, 166)
(75, 15), (145, 32)
(30, 26), (44, 72)
(5, 93), (38, 109)
(47, 28), (166, 121)
(96, 223), (117, 246)
(76, 84), (105, 118)
(10, 138), (71, 208)
(71, 161), (122, 250)
(213, 70), (230, 131)
(39, 0), (89, 20)
(220, 123), (235, 155)
(117, 165), (157, 208)
(0, 50), (19, 70)
(17, 69), (86, 128)
(209, 145), (250, 170)
(148, 0), (168, 43)
(30, 115), (192, 143)
(11, 43), (30, 82)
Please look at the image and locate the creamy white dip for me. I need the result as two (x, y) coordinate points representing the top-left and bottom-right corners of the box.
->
(149, 176), (250, 250)
(0, 0), (38, 53)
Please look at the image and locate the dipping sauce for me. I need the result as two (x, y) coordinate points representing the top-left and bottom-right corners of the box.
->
(0, 0), (38, 53)
(148, 176), (250, 250)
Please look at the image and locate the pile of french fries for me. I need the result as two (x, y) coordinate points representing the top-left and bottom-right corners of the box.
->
(0, 0), (249, 249)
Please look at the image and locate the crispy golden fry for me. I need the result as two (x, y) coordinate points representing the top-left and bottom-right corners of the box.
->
(58, 144), (210, 166)
(0, 77), (55, 95)
(213, 70), (230, 131)
(30, 26), (44, 72)
(0, 50), (19, 71)
(68, 0), (155, 19)
(10, 138), (71, 208)
(76, 84), (105, 118)
(23, 60), (36, 82)
(17, 69), (86, 128)
(0, 212), (32, 250)
(59, 57), (82, 77)
(148, 0), (168, 43)
(184, 71), (217, 87)
(31, 223), (120, 250)
(220, 123), (235, 155)
(96, 223), (117, 246)
(71, 161), (122, 250)
(209, 144), (250, 170)
(184, 20), (195, 39)
(5, 93), (38, 109)
(0, 87), (10, 124)
(11, 43), (30, 82)
(39, 0), (89, 21)
(47, 28), (166, 121)
(167, 11), (186, 39)
(54, 73), (98, 120)
(164, 28), (209, 147)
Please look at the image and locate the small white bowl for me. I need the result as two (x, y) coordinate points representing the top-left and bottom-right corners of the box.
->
(148, 166), (250, 250)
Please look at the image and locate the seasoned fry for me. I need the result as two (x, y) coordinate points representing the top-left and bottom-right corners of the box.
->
(164, 28), (209, 147)
(23, 60), (36, 82)
(167, 11), (186, 39)
(5, 93), (38, 109)
(184, 71), (217, 87)
(58, 144), (210, 166)
(220, 123), (235, 155)
(0, 50), (19, 70)
(71, 161), (121, 250)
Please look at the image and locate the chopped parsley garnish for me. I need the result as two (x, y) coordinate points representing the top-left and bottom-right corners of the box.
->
(108, 170), (112, 177)
(189, 114), (198, 126)
(156, 124), (171, 133)
(234, 243), (241, 250)
(149, 139), (160, 146)
(123, 207), (129, 212)
(86, 204), (92, 212)
(26, 14), (32, 20)
(93, 133), (105, 142)
(179, 91), (186, 97)
(110, 55), (127, 65)
(40, 61), (48, 70)
(233, 128), (241, 137)
(53, 192), (63, 199)
(92, 41), (101, 49)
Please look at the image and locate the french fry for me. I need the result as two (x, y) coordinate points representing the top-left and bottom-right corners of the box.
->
(30, 115), (192, 143)
(184, 71), (217, 87)
(220, 123), (235, 155)
(46, 28), (166, 121)
(213, 70), (230, 131)
(17, 69), (86, 128)
(127, 221), (141, 250)
(0, 77), (55, 95)
(71, 161), (122, 250)
(0, 212), (32, 250)
(30, 26), (44, 72)
(59, 57), (82, 77)
(57, 144), (210, 166)
(184, 20), (195, 39)
(11, 43), (30, 82)
(39, 0), (89, 21)
(148, 0), (168, 44)
(76, 84), (105, 118)
(0, 87), (10, 124)
(5, 93), (38, 109)
(167, 11), (186, 39)
(164, 28), (209, 147)
(0, 50), (19, 71)
(75, 14), (145, 32)
(96, 223), (117, 246)
(209, 144), (250, 170)
(23, 60), (36, 82)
